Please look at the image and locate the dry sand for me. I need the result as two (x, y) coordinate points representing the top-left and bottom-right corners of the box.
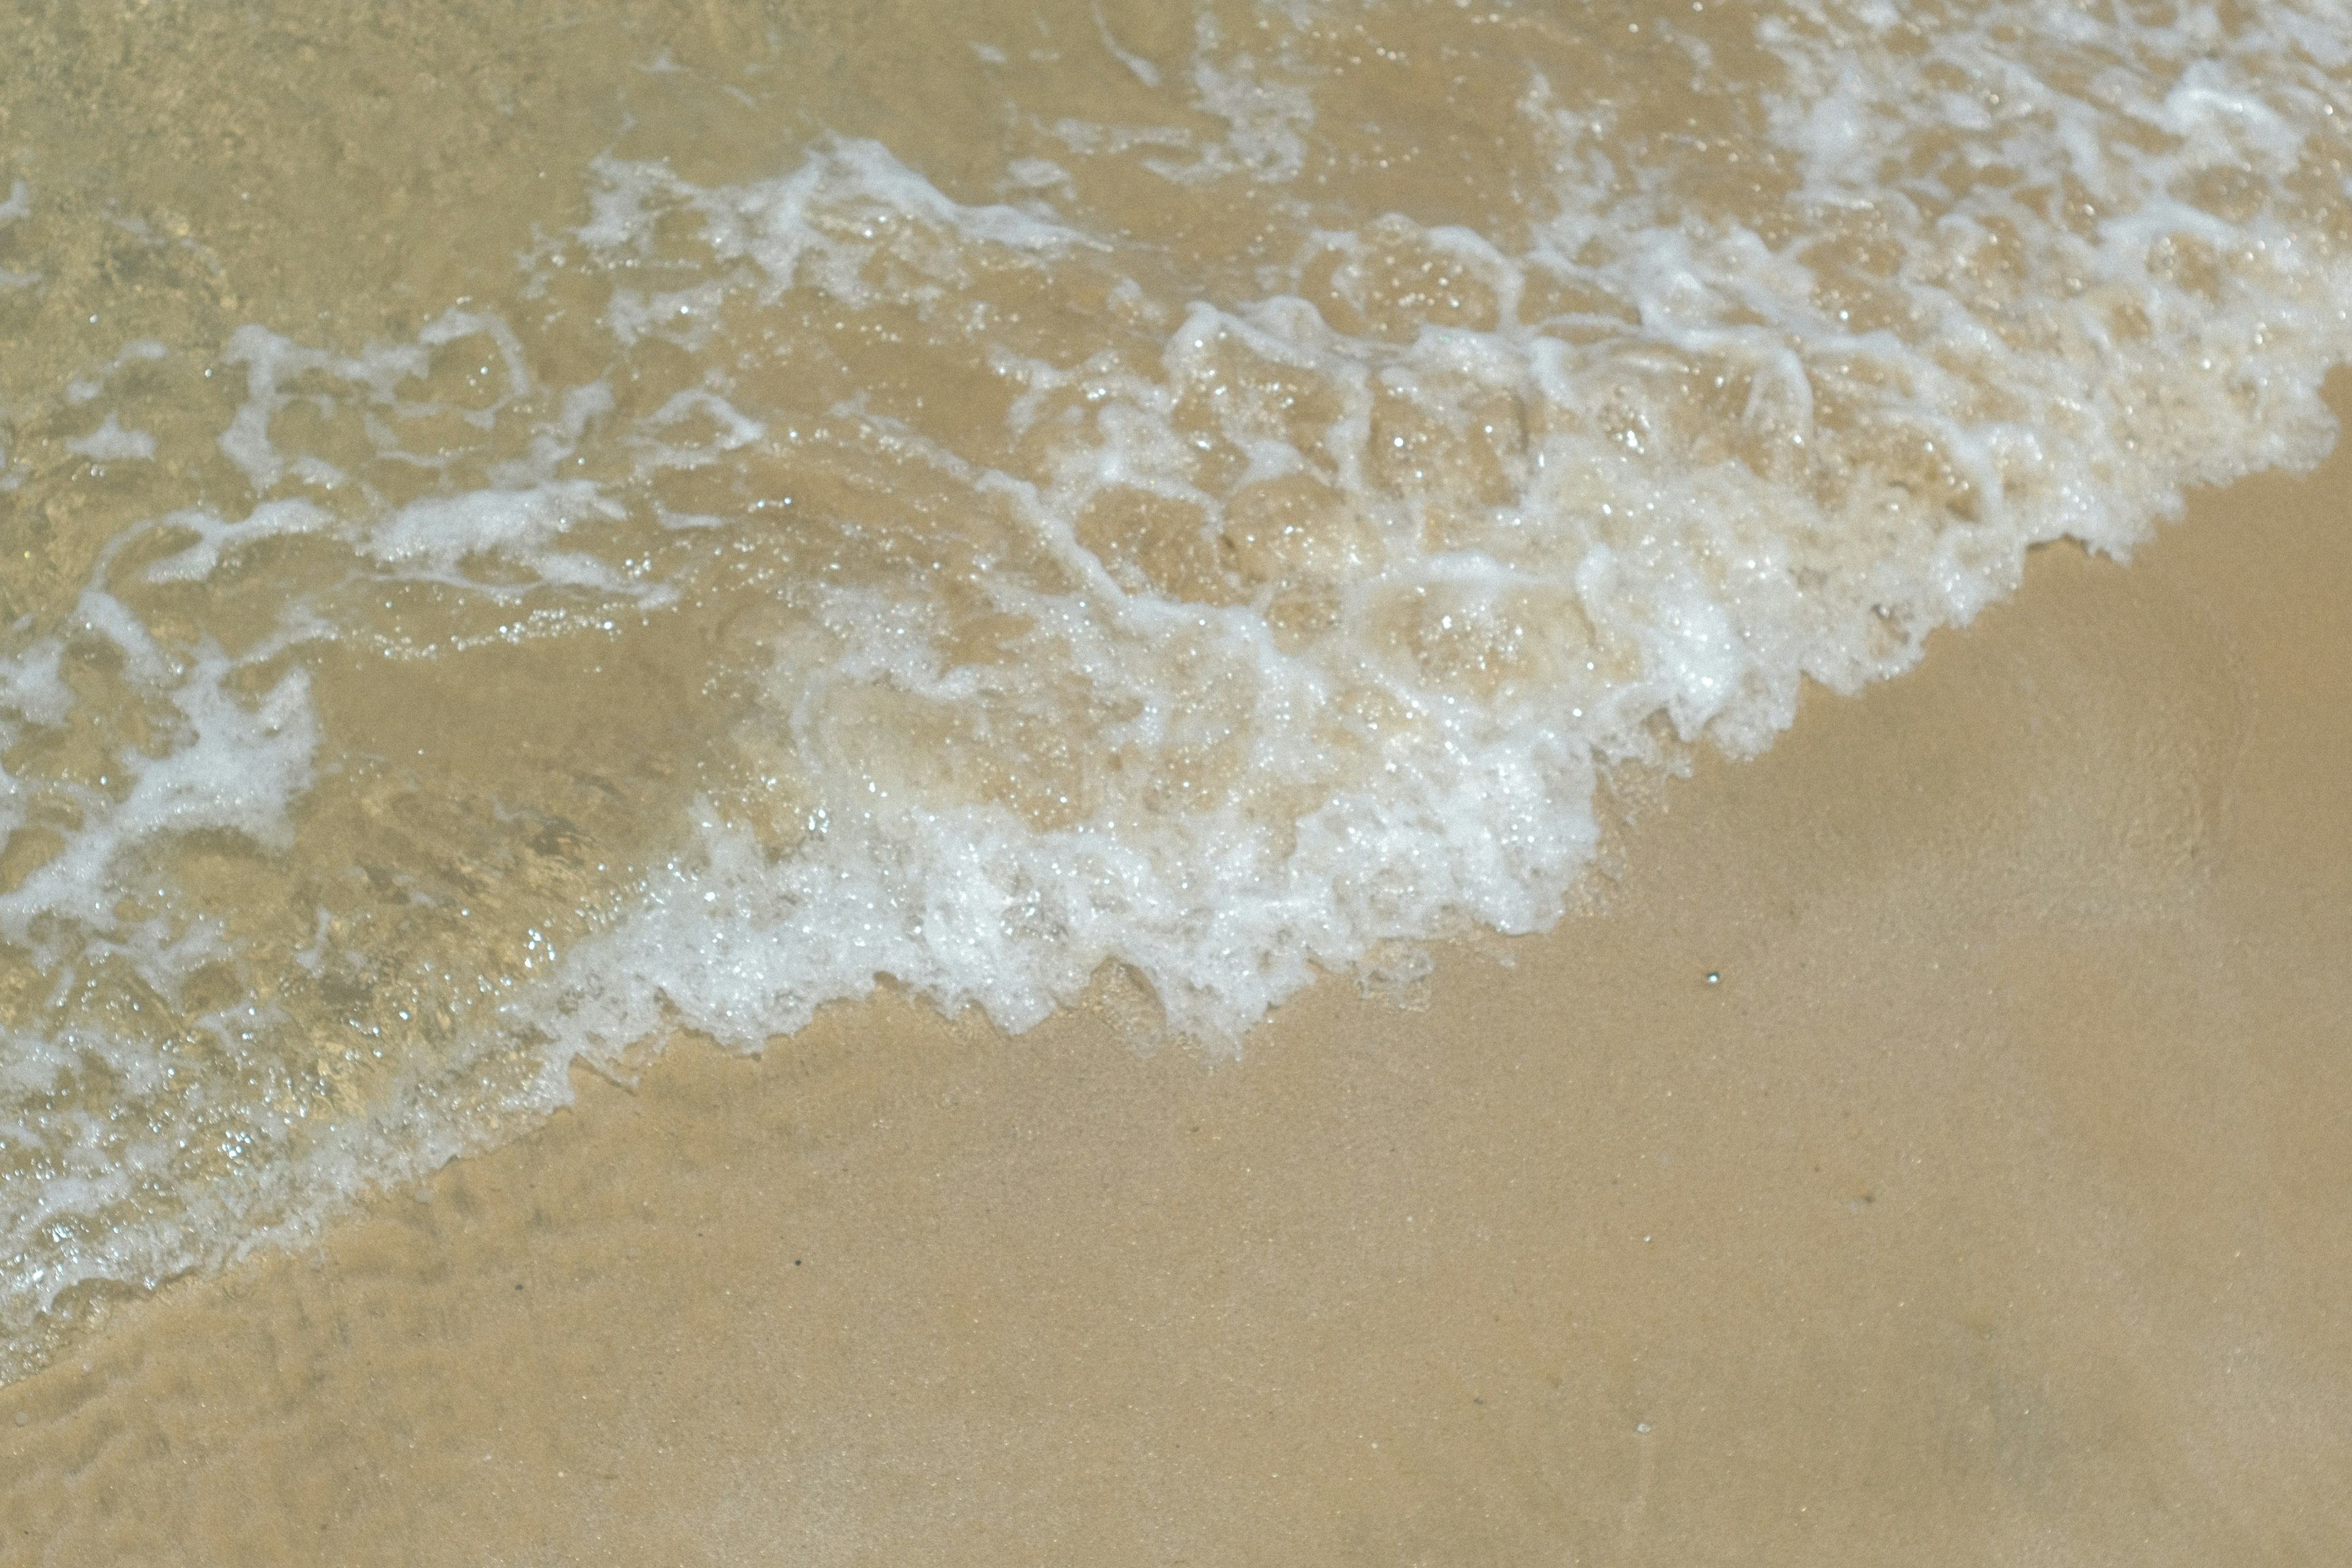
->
(4, 384), (2349, 1562)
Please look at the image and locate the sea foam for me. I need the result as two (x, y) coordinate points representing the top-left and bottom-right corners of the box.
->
(4, 0), (2351, 1381)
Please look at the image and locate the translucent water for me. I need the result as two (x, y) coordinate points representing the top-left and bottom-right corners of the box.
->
(3, 0), (2349, 1381)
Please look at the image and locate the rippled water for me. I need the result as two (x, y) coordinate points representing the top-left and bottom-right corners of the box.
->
(3, 0), (2349, 1381)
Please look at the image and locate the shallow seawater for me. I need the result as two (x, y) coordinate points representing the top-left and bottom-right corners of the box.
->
(1, 0), (2348, 1381)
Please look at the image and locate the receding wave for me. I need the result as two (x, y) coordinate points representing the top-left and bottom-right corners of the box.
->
(4, 0), (2350, 1380)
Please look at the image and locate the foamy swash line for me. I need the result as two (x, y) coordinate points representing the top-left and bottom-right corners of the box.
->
(2, 0), (2351, 1379)
(533, 1), (2352, 1050)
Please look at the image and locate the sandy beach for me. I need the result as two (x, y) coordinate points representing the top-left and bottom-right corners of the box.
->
(5, 375), (2346, 1562)
(6, 2), (2352, 1560)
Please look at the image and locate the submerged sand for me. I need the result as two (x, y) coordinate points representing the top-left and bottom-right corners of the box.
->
(4, 380), (2347, 1562)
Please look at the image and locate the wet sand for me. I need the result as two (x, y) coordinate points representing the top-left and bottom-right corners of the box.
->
(5, 384), (2350, 1561)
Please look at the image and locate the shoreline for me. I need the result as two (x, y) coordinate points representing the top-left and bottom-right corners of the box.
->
(6, 382), (2350, 1562)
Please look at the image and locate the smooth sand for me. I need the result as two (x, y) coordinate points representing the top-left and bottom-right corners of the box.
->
(5, 384), (2350, 1562)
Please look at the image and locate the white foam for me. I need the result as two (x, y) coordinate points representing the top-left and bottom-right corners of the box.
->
(364, 483), (631, 594)
(64, 415), (156, 462)
(1154, 20), (1313, 184)
(1091, 1), (1161, 88)
(0, 631), (317, 951)
(141, 499), (335, 584)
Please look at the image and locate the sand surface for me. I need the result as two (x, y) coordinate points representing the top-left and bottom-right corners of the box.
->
(4, 379), (2350, 1561)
